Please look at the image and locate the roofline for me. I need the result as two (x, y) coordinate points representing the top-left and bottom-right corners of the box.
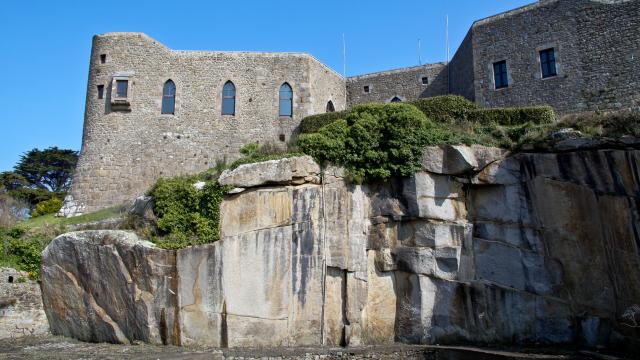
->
(472, 0), (556, 27)
(96, 32), (344, 79)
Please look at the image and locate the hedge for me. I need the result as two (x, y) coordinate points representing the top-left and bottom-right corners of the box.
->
(409, 95), (478, 124)
(299, 110), (348, 134)
(468, 106), (556, 126)
(297, 96), (556, 140)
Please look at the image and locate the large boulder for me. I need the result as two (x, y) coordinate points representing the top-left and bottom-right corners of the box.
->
(422, 145), (507, 175)
(218, 156), (321, 188)
(40, 231), (178, 345)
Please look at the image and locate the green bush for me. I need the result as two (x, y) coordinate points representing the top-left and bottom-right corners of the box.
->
(150, 176), (228, 249)
(299, 103), (438, 183)
(468, 106), (556, 126)
(299, 110), (348, 134)
(31, 197), (62, 218)
(409, 95), (478, 124)
(0, 227), (47, 279)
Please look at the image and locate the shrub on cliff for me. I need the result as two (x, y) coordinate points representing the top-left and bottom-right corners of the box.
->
(31, 197), (62, 218)
(150, 176), (228, 249)
(0, 227), (47, 279)
(299, 103), (441, 182)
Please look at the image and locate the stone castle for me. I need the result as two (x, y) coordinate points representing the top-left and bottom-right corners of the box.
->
(61, 0), (639, 216)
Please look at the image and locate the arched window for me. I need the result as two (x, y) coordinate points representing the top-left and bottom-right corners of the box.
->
(162, 80), (176, 114)
(222, 81), (236, 115)
(326, 100), (335, 113)
(279, 83), (293, 117)
(390, 96), (402, 103)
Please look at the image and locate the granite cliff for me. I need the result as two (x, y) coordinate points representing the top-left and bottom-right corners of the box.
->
(40, 147), (640, 352)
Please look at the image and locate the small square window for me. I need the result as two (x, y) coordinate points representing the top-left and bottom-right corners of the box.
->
(493, 60), (509, 89)
(421, 77), (429, 85)
(363, 85), (370, 93)
(539, 48), (557, 78)
(100, 54), (107, 64)
(97, 85), (104, 99)
(116, 80), (128, 98)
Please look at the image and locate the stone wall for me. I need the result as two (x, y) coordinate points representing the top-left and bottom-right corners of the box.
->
(346, 64), (448, 107)
(459, 0), (640, 115)
(63, 33), (346, 216)
(0, 268), (49, 339)
(42, 149), (640, 353)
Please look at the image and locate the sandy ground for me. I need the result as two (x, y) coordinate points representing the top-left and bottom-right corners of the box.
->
(0, 335), (614, 360)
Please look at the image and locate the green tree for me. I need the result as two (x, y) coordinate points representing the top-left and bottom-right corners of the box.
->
(14, 147), (78, 193)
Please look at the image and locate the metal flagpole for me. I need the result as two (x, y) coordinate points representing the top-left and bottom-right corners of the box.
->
(342, 33), (346, 77)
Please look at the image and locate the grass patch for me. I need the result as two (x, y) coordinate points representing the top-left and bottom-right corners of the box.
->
(18, 206), (123, 230)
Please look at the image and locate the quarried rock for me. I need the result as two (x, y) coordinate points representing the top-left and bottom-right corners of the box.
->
(41, 231), (178, 345)
(218, 156), (320, 188)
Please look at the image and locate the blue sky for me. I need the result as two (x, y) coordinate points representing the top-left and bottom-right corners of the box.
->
(0, 0), (532, 171)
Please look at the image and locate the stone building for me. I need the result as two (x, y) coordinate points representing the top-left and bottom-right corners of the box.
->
(61, 0), (639, 215)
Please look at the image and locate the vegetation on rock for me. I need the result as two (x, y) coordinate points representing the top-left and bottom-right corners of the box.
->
(299, 103), (439, 183)
(149, 175), (229, 249)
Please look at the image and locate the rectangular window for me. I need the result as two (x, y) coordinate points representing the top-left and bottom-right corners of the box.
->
(100, 54), (106, 64)
(421, 77), (429, 85)
(493, 60), (509, 89)
(116, 80), (128, 98)
(539, 48), (557, 78)
(363, 85), (370, 93)
(97, 85), (104, 99)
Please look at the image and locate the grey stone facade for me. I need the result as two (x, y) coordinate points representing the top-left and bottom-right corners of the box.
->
(346, 63), (448, 107)
(65, 33), (346, 214)
(64, 0), (640, 214)
(449, 0), (640, 114)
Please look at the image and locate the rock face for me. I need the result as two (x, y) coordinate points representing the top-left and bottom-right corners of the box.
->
(0, 268), (49, 339)
(41, 147), (640, 353)
(41, 231), (178, 345)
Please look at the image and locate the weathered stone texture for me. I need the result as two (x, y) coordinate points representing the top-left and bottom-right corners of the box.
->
(0, 268), (49, 339)
(451, 0), (640, 115)
(43, 148), (640, 354)
(40, 231), (178, 345)
(65, 33), (346, 215)
(346, 63), (448, 107)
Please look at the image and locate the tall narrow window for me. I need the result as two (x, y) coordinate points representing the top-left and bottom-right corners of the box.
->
(222, 81), (236, 115)
(279, 83), (293, 117)
(493, 60), (508, 89)
(162, 80), (176, 115)
(326, 100), (335, 113)
(116, 80), (128, 98)
(97, 85), (104, 99)
(390, 96), (402, 103)
(540, 48), (557, 78)
(100, 54), (107, 64)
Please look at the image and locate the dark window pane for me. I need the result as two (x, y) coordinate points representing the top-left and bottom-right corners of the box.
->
(116, 80), (128, 97)
(363, 85), (370, 93)
(326, 101), (335, 113)
(222, 98), (235, 115)
(97, 85), (104, 99)
(222, 81), (236, 115)
(493, 61), (508, 89)
(540, 48), (557, 78)
(279, 83), (293, 117)
(100, 54), (106, 64)
(162, 97), (175, 114)
(421, 77), (429, 85)
(162, 80), (176, 114)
